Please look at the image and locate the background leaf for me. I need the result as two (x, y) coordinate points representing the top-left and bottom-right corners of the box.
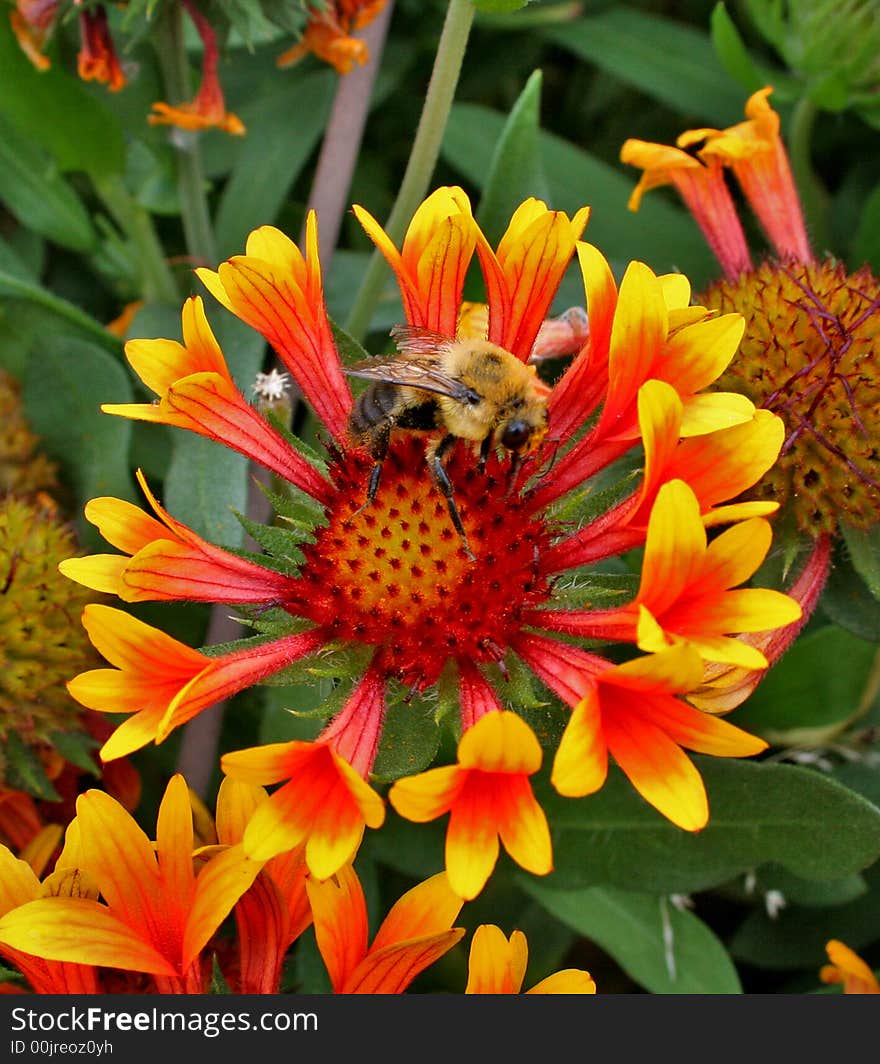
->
(539, 759), (880, 894)
(521, 880), (742, 993)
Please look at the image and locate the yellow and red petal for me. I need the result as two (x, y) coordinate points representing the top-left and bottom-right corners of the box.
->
(634, 689), (767, 758)
(662, 312), (745, 397)
(73, 788), (165, 938)
(0, 899), (177, 975)
(605, 713), (709, 832)
(679, 393), (756, 436)
(369, 871), (464, 955)
(387, 765), (464, 823)
(527, 969), (597, 994)
(106, 372), (331, 502)
(458, 659), (503, 731)
(155, 775), (195, 906)
(638, 479), (706, 615)
(551, 687), (608, 798)
(495, 776), (553, 878)
(465, 925), (528, 994)
(214, 777), (268, 845)
(182, 843), (263, 970)
(475, 201), (590, 359)
(157, 630), (324, 742)
(58, 554), (128, 596)
(598, 260), (668, 438)
(343, 929), (466, 993)
(821, 940), (880, 994)
(82, 494), (168, 553)
(196, 217), (352, 440)
(444, 783), (501, 901)
(306, 863), (370, 993)
(78, 603), (208, 675)
(0, 848), (40, 914)
(457, 710), (543, 775)
(236, 743), (383, 874)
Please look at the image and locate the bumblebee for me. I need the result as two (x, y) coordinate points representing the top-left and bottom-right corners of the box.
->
(345, 325), (550, 557)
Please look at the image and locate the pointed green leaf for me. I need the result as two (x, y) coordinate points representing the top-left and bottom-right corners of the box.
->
(710, 2), (771, 92)
(521, 881), (742, 993)
(477, 69), (549, 246)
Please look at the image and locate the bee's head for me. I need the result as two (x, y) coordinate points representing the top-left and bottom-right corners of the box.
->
(498, 406), (549, 456)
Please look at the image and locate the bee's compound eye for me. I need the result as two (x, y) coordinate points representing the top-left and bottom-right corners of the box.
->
(500, 420), (531, 452)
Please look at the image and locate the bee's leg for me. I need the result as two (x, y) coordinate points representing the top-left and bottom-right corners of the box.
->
(505, 453), (523, 497)
(351, 425), (390, 518)
(428, 434), (474, 560)
(477, 434), (493, 474)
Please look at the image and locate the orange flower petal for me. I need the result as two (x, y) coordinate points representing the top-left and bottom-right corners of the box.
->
(369, 872), (464, 955)
(306, 864), (369, 993)
(551, 688), (609, 798)
(465, 925), (527, 993)
(0, 899), (176, 975)
(605, 713), (709, 831)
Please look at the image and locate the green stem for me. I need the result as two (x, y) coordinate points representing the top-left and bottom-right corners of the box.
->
(788, 94), (830, 254)
(344, 0), (475, 341)
(154, 5), (218, 267)
(93, 175), (180, 304)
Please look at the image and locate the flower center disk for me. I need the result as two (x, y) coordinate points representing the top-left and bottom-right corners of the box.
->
(294, 435), (553, 688)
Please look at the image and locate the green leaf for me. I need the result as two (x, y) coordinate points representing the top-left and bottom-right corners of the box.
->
(821, 550), (880, 641)
(0, 270), (123, 354)
(49, 730), (100, 775)
(541, 758), (880, 893)
(0, 114), (96, 252)
(22, 336), (138, 533)
(749, 865), (868, 908)
(841, 521), (880, 601)
(477, 69), (549, 246)
(0, 16), (125, 178)
(209, 955), (233, 993)
(851, 179), (880, 271)
(165, 434), (251, 549)
(443, 104), (719, 284)
(729, 863), (880, 970)
(371, 691), (442, 783)
(728, 626), (877, 744)
(521, 881), (742, 993)
(214, 70), (336, 258)
(710, 2), (770, 92)
(4, 734), (60, 801)
(543, 7), (746, 127)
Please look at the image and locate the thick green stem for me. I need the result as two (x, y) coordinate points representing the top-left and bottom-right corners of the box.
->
(344, 0), (475, 341)
(154, 5), (218, 267)
(788, 94), (830, 254)
(94, 175), (179, 304)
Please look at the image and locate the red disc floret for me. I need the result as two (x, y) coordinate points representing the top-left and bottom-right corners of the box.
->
(287, 435), (553, 689)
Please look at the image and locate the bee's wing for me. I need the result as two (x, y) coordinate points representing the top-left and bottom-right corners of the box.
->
(388, 323), (456, 357)
(344, 356), (478, 403)
(345, 326), (480, 403)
